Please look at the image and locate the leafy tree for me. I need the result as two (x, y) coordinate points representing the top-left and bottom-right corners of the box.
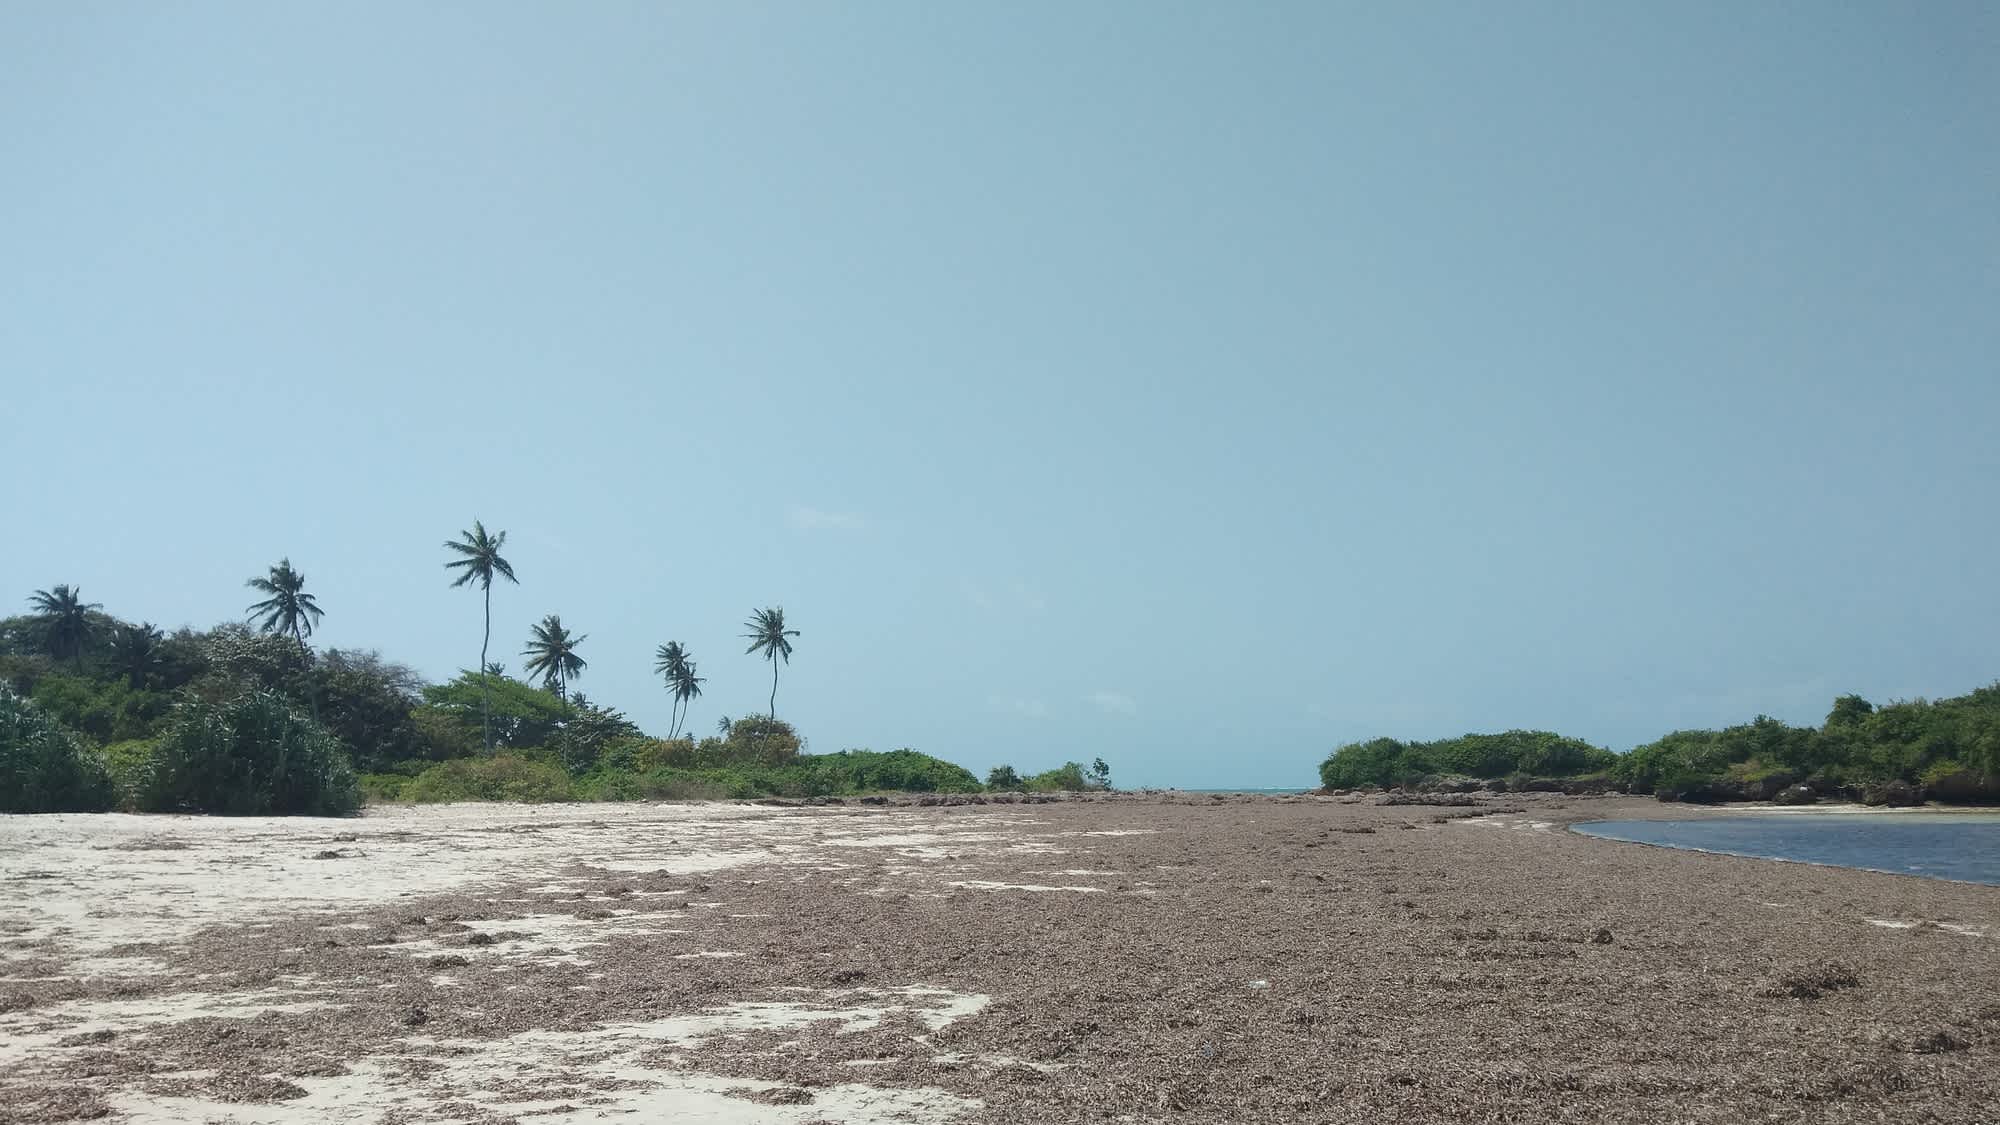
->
(522, 614), (587, 699)
(742, 606), (799, 717)
(553, 695), (642, 773)
(308, 649), (431, 772)
(0, 689), (116, 812)
(418, 671), (572, 750)
(29, 585), (101, 665)
(654, 641), (704, 738)
(443, 521), (519, 753)
(986, 764), (1025, 791)
(1827, 694), (1876, 728)
(721, 714), (804, 764)
(1087, 757), (1113, 789)
(110, 622), (163, 689)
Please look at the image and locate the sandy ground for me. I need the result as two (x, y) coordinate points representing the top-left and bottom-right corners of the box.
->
(2, 793), (1996, 1124)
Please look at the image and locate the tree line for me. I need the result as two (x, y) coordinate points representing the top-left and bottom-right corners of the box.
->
(2, 523), (1112, 814)
(1319, 686), (2000, 804)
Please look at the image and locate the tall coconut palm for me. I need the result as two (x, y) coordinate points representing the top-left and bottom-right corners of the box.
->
(741, 606), (799, 718)
(444, 521), (518, 753)
(653, 641), (704, 738)
(522, 615), (586, 700)
(29, 585), (101, 665)
(110, 622), (163, 689)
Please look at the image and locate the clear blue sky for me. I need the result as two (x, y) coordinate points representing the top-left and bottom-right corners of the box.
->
(4, 4), (1995, 787)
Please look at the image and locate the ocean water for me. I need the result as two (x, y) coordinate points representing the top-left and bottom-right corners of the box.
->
(1574, 813), (2000, 886)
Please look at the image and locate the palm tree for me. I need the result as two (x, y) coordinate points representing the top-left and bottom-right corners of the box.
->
(246, 558), (324, 718)
(110, 622), (163, 689)
(654, 641), (704, 738)
(245, 559), (324, 660)
(716, 715), (733, 736)
(741, 606), (800, 718)
(29, 585), (101, 665)
(522, 614), (586, 700)
(444, 521), (519, 753)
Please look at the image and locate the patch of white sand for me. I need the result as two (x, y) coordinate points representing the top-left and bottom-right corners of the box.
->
(108, 987), (987, 1125)
(948, 880), (1106, 894)
(1865, 918), (1988, 938)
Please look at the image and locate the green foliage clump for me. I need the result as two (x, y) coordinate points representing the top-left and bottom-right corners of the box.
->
(986, 764), (1025, 791)
(140, 690), (361, 816)
(0, 690), (116, 812)
(403, 754), (575, 804)
(574, 746), (981, 803)
(418, 672), (572, 750)
(1320, 730), (1615, 790)
(1025, 760), (1114, 792)
(29, 673), (172, 744)
(1613, 687), (2000, 802)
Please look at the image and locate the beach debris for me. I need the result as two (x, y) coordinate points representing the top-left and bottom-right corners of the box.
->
(1247, 979), (1271, 990)
(429, 954), (471, 969)
(1592, 928), (1614, 945)
(1764, 962), (1861, 1000)
(727, 1086), (816, 1105)
(400, 1004), (430, 1027)
(312, 849), (346, 860)
(1911, 1030), (1970, 1054)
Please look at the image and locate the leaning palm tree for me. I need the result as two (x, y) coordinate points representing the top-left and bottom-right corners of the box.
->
(444, 521), (519, 753)
(29, 585), (101, 665)
(522, 614), (587, 700)
(110, 622), (163, 689)
(741, 606), (800, 718)
(653, 641), (704, 738)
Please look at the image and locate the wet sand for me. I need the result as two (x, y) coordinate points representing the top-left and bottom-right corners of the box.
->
(2, 793), (1995, 1123)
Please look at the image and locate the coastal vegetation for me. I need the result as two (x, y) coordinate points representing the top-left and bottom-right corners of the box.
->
(1320, 685), (2000, 804)
(0, 529), (1110, 815)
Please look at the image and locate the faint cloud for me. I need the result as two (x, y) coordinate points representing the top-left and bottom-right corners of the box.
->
(989, 695), (1050, 719)
(1010, 581), (1047, 613)
(1088, 691), (1138, 716)
(788, 506), (864, 531)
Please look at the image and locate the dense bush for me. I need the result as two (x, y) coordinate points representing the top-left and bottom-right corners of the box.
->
(139, 690), (361, 815)
(417, 672), (574, 750)
(0, 690), (116, 812)
(1320, 730), (1616, 790)
(29, 673), (172, 744)
(1322, 686), (2000, 804)
(1612, 688), (2000, 802)
(403, 754), (575, 803)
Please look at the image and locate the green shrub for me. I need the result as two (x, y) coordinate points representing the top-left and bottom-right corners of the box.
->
(99, 738), (156, 806)
(358, 773), (410, 803)
(1027, 761), (1090, 792)
(986, 764), (1025, 791)
(404, 754), (574, 803)
(140, 690), (361, 816)
(0, 690), (116, 812)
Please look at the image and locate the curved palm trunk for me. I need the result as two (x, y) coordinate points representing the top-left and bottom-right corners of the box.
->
(293, 622), (319, 722)
(479, 583), (493, 754)
(769, 661), (779, 718)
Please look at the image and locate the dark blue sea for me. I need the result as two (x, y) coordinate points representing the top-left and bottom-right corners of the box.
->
(1573, 813), (2000, 886)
